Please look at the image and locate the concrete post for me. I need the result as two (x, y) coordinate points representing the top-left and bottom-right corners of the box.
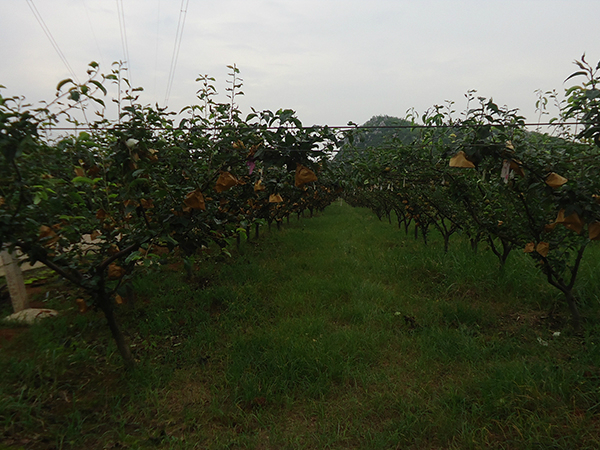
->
(0, 250), (29, 312)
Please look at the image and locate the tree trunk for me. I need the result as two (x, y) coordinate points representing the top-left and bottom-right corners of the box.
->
(565, 291), (581, 332)
(97, 289), (135, 369)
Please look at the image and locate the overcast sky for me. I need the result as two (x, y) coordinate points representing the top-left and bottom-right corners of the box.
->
(1, 0), (599, 128)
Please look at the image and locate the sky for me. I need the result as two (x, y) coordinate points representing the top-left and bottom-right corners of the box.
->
(1, 0), (599, 129)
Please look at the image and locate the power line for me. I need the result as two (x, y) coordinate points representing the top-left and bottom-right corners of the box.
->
(116, 0), (132, 83)
(82, 0), (106, 70)
(164, 0), (190, 106)
(25, 0), (79, 83)
(154, 0), (161, 99)
(39, 121), (594, 132)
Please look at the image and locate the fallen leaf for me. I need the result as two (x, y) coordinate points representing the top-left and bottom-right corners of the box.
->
(39, 225), (59, 247)
(75, 298), (87, 313)
(107, 244), (120, 255)
(140, 198), (154, 209)
(107, 264), (126, 280)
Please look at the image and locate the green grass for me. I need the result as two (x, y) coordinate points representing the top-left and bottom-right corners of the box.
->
(1, 202), (600, 449)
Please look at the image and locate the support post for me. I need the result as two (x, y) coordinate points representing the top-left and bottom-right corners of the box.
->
(0, 250), (29, 312)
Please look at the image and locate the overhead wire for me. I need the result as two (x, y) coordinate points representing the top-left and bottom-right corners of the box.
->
(154, 0), (161, 99)
(39, 121), (593, 132)
(164, 0), (190, 106)
(25, 0), (79, 83)
(82, 0), (107, 70)
(116, 0), (132, 83)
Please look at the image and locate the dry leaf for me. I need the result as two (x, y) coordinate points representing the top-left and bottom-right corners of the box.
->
(509, 160), (525, 177)
(232, 140), (245, 150)
(524, 242), (535, 253)
(269, 194), (283, 203)
(88, 166), (101, 177)
(107, 244), (120, 256)
(254, 179), (265, 192)
(96, 209), (108, 220)
(555, 209), (584, 234)
(215, 172), (238, 192)
(544, 222), (557, 233)
(74, 167), (85, 177)
(39, 225), (59, 246)
(536, 242), (550, 257)
(115, 294), (124, 305)
(147, 149), (159, 162)
(589, 222), (600, 241)
(107, 264), (126, 280)
(295, 164), (318, 187)
(140, 198), (154, 209)
(0, 197), (4, 207)
(505, 141), (515, 150)
(90, 230), (102, 240)
(184, 189), (206, 210)
(75, 298), (87, 313)
(449, 151), (475, 168)
(545, 172), (568, 188)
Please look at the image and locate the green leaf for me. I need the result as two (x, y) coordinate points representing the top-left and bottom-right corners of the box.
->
(69, 90), (81, 101)
(91, 97), (105, 107)
(90, 80), (107, 95)
(585, 89), (600, 100)
(56, 78), (73, 91)
(72, 176), (95, 185)
(565, 71), (587, 83)
(68, 191), (85, 204)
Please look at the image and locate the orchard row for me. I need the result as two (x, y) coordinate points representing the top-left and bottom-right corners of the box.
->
(337, 58), (600, 330)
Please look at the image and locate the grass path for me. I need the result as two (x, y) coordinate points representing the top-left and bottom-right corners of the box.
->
(2, 202), (600, 449)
